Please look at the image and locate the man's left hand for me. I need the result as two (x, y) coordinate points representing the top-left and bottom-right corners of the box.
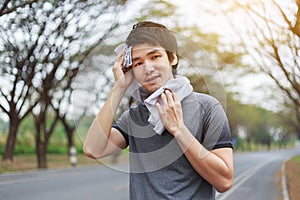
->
(156, 89), (184, 136)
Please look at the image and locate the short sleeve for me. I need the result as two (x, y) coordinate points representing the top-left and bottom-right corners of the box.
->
(202, 100), (233, 150)
(112, 109), (130, 147)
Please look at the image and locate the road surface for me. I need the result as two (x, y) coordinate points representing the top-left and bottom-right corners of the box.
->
(0, 148), (299, 200)
(217, 148), (299, 200)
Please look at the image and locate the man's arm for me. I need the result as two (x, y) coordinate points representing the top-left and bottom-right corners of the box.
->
(83, 87), (127, 159)
(83, 54), (132, 159)
(156, 90), (234, 193)
(173, 128), (233, 193)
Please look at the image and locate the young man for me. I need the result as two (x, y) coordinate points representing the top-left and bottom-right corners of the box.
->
(84, 21), (234, 200)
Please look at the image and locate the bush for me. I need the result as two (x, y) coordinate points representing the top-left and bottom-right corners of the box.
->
(47, 145), (68, 154)
(14, 145), (35, 155)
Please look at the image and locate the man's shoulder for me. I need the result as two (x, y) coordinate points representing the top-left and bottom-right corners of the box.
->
(189, 92), (220, 107)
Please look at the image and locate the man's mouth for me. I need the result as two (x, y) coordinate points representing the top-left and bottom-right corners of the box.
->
(145, 75), (160, 83)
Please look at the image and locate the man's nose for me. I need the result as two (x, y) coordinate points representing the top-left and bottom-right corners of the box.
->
(144, 61), (155, 73)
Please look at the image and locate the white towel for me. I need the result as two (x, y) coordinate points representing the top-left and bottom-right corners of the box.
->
(127, 75), (193, 134)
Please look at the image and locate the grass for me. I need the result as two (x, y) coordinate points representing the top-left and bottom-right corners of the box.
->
(286, 155), (300, 200)
(0, 152), (129, 174)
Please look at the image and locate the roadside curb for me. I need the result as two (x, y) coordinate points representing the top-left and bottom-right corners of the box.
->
(281, 161), (290, 200)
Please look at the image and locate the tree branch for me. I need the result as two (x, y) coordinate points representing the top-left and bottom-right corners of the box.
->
(0, 0), (39, 17)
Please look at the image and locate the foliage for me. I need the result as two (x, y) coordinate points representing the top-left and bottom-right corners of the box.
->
(0, 0), (131, 165)
(0, 0), (38, 16)
(0, 114), (90, 155)
(214, 0), (300, 135)
(187, 72), (290, 150)
(0, 0), (298, 168)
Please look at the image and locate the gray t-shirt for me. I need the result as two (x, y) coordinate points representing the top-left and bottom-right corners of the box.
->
(113, 92), (232, 200)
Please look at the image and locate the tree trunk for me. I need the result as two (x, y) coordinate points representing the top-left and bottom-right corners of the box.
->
(66, 130), (73, 155)
(2, 119), (20, 161)
(36, 141), (48, 169)
(59, 115), (75, 155)
(34, 110), (48, 169)
(64, 124), (74, 155)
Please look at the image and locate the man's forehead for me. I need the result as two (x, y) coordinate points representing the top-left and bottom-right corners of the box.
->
(131, 45), (165, 57)
(132, 45), (164, 52)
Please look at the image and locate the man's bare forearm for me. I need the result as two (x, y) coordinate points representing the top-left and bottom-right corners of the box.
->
(83, 85), (126, 158)
(173, 125), (233, 193)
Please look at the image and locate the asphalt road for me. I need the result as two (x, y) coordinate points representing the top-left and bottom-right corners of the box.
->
(0, 148), (299, 200)
(217, 148), (299, 200)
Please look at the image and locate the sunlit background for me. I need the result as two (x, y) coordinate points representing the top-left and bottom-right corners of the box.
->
(0, 0), (299, 180)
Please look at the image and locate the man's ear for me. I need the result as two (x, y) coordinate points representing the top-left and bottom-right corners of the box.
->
(171, 52), (178, 66)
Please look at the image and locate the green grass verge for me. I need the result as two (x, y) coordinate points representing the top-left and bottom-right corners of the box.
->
(0, 152), (129, 174)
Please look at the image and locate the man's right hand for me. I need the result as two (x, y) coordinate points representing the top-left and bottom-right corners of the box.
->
(112, 53), (133, 90)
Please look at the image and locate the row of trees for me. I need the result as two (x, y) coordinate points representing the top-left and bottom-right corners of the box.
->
(0, 0), (191, 168)
(0, 0), (134, 168)
(211, 0), (300, 136)
(0, 0), (299, 169)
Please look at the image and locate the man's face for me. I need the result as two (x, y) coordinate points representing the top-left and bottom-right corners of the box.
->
(131, 43), (177, 93)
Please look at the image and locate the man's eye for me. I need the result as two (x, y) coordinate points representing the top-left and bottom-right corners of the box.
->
(134, 62), (143, 67)
(152, 55), (161, 60)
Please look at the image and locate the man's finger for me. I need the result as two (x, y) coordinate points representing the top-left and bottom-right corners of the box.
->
(160, 92), (168, 108)
(165, 90), (175, 108)
(156, 102), (163, 114)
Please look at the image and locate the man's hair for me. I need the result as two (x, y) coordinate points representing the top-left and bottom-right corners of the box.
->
(126, 21), (178, 74)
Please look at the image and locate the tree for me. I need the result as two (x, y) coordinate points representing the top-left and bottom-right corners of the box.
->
(216, 0), (300, 136)
(29, 0), (129, 168)
(1, 0), (182, 167)
(0, 0), (38, 16)
(188, 72), (278, 151)
(0, 0), (129, 166)
(0, 2), (41, 161)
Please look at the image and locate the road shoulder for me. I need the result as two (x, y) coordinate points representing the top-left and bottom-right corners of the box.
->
(285, 155), (300, 200)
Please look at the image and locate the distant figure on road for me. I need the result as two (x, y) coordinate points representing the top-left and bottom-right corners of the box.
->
(83, 21), (234, 200)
